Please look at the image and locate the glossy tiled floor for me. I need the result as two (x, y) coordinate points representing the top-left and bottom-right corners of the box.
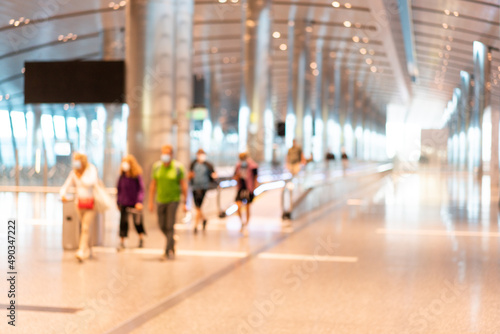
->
(1, 170), (500, 333)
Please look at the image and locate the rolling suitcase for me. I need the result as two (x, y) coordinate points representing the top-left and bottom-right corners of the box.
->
(62, 200), (104, 250)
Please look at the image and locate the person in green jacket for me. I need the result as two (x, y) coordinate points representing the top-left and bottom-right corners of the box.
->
(148, 145), (188, 260)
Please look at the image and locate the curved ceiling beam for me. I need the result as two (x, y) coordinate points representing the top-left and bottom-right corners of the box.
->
(367, 0), (411, 105)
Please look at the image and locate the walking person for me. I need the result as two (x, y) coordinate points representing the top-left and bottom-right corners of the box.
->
(341, 147), (349, 174)
(188, 149), (217, 234)
(60, 153), (98, 262)
(116, 154), (146, 250)
(234, 152), (258, 236)
(148, 145), (188, 260)
(286, 139), (305, 177)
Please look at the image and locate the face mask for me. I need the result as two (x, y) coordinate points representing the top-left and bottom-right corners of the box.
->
(198, 154), (206, 162)
(73, 160), (82, 170)
(161, 154), (171, 163)
(121, 161), (131, 172)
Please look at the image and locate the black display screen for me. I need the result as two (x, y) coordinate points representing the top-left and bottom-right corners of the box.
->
(24, 61), (125, 104)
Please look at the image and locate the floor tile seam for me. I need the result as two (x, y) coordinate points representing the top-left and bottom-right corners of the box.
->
(103, 175), (391, 334)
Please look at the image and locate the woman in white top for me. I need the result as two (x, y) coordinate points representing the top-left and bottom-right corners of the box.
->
(60, 153), (98, 262)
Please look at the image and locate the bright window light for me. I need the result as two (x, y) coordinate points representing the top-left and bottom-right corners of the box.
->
(53, 115), (67, 140)
(10, 111), (27, 139)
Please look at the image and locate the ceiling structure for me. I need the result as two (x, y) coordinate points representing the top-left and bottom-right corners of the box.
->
(0, 0), (498, 129)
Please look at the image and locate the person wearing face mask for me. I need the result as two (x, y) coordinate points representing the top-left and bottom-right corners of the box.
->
(188, 149), (217, 234)
(233, 152), (259, 236)
(148, 145), (188, 260)
(60, 153), (99, 262)
(116, 154), (146, 250)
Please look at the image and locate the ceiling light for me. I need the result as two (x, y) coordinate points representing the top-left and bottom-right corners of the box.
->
(352, 36), (360, 43)
(366, 58), (373, 65)
(21, 68), (25, 74)
(72, 35), (77, 40)
(279, 43), (287, 51)
(272, 31), (281, 38)
(288, 20), (295, 27)
(58, 35), (64, 41)
(345, 3), (352, 8)
(14, 21), (19, 26)
(370, 66), (377, 73)
(218, 0), (227, 2)
(64, 104), (69, 110)
(442, 23), (448, 29)
(310, 62), (318, 69)
(113, 4), (120, 9)
(305, 26), (313, 33)
(368, 49), (375, 55)
(9, 19), (14, 25)
(230, 0), (239, 2)
(109, 2), (115, 7)
(223, 57), (229, 63)
(120, 0), (126, 6)
(332, 1), (340, 7)
(359, 48), (367, 55)
(211, 47), (218, 53)
(246, 19), (255, 27)
(5, 94), (9, 100)
(362, 37), (369, 43)
(343, 21), (352, 28)
(24, 19), (30, 24)
(453, 11), (459, 17)
(446, 45), (451, 51)
(329, 51), (337, 58)
(444, 9), (450, 15)
(313, 69), (320, 76)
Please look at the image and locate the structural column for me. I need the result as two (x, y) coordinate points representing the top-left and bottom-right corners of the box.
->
(175, 0), (194, 167)
(126, 0), (193, 177)
(471, 41), (491, 177)
(240, 0), (272, 162)
(452, 89), (460, 168)
(332, 57), (344, 158)
(343, 66), (357, 157)
(285, 19), (307, 151)
(102, 27), (125, 186)
(458, 71), (471, 169)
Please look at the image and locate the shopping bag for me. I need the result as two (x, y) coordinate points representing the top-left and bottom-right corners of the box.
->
(93, 180), (113, 212)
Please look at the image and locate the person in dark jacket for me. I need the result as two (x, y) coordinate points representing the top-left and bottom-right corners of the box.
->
(234, 152), (258, 236)
(117, 154), (145, 250)
(188, 149), (217, 234)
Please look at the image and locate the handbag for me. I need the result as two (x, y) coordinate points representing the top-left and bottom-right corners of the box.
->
(77, 198), (95, 210)
(93, 180), (113, 212)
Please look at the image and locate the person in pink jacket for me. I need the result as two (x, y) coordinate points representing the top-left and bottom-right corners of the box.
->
(233, 152), (258, 236)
